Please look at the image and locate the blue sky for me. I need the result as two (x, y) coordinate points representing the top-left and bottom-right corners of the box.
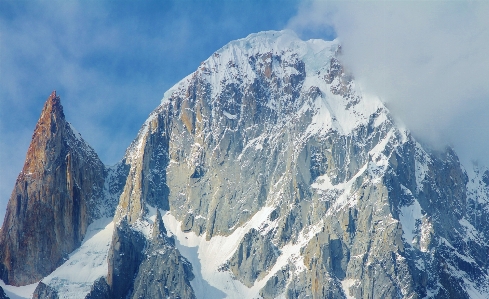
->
(0, 0), (333, 220)
(1, 1), (489, 222)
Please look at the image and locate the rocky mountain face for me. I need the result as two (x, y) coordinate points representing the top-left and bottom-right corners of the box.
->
(0, 92), (121, 287)
(2, 30), (489, 299)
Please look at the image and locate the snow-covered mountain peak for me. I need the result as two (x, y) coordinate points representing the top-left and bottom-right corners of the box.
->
(158, 30), (388, 138)
(215, 29), (338, 60)
(5, 31), (489, 299)
(162, 30), (338, 103)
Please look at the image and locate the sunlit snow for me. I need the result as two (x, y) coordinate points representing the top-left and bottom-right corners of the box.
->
(41, 218), (114, 299)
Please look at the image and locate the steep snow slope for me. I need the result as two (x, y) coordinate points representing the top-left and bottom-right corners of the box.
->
(40, 218), (114, 299)
(0, 280), (37, 299)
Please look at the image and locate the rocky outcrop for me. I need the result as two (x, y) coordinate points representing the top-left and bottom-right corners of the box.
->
(32, 282), (59, 299)
(84, 277), (111, 299)
(228, 229), (279, 287)
(131, 210), (195, 299)
(0, 286), (8, 299)
(0, 91), (107, 286)
(114, 111), (171, 224)
(107, 210), (195, 299)
(107, 218), (145, 299)
(131, 244), (195, 299)
(260, 265), (291, 299)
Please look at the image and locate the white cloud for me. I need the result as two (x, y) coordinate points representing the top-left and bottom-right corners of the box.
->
(288, 1), (489, 166)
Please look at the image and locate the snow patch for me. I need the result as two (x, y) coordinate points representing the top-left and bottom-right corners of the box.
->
(341, 279), (358, 299)
(162, 207), (272, 298)
(157, 29), (388, 138)
(415, 258), (425, 271)
(223, 110), (237, 120)
(0, 280), (38, 299)
(459, 218), (488, 246)
(315, 162), (369, 213)
(255, 220), (323, 288)
(367, 128), (395, 183)
(304, 96), (333, 137)
(160, 205), (322, 299)
(42, 218), (114, 299)
(399, 198), (422, 245)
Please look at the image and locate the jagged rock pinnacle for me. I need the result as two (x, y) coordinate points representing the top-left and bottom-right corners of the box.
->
(0, 91), (106, 286)
(23, 90), (65, 176)
(45, 90), (63, 117)
(152, 209), (167, 238)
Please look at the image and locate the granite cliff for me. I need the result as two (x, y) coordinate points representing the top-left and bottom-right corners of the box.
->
(0, 91), (119, 286)
(2, 31), (489, 299)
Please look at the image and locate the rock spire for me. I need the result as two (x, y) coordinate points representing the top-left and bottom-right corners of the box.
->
(0, 91), (106, 286)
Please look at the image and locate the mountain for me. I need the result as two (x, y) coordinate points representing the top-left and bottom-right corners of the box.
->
(0, 91), (119, 286)
(2, 30), (489, 299)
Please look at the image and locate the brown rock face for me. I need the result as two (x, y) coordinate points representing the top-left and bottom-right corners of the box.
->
(0, 91), (106, 286)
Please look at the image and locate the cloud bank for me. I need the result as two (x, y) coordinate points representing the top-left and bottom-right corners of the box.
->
(289, 1), (489, 166)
